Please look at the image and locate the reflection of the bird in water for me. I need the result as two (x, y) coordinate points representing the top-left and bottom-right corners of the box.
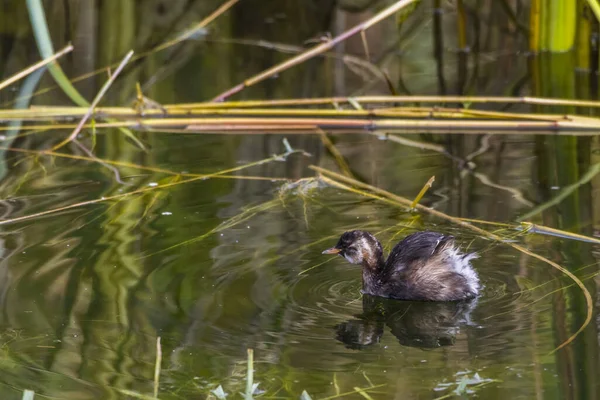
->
(335, 295), (478, 350)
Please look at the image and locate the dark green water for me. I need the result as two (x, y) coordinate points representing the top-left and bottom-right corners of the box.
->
(0, 1), (599, 399)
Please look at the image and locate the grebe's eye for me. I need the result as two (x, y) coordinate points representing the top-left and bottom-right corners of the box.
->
(347, 246), (357, 253)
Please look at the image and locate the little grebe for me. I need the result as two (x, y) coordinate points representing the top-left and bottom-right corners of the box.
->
(322, 230), (480, 301)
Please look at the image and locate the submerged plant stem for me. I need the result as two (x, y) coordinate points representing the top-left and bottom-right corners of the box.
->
(0, 150), (305, 226)
(51, 50), (134, 151)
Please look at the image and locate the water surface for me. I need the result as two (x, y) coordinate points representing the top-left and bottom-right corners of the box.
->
(0, 1), (599, 399)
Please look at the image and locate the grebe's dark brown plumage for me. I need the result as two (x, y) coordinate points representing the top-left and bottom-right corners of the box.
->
(322, 230), (480, 302)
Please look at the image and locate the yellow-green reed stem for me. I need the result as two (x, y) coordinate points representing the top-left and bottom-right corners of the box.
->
(518, 223), (600, 245)
(410, 176), (435, 209)
(585, 0), (600, 21)
(26, 0), (88, 105)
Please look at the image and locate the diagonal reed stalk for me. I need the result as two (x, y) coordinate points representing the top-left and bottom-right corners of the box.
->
(410, 176), (435, 209)
(317, 129), (354, 178)
(153, 0), (239, 53)
(0, 44), (73, 92)
(319, 384), (387, 400)
(310, 165), (592, 353)
(518, 160), (600, 221)
(0, 149), (306, 226)
(586, 0), (600, 20)
(51, 50), (135, 151)
(211, 0), (419, 101)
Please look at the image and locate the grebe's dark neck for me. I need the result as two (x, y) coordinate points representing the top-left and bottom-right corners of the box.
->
(360, 240), (385, 272)
(359, 239), (386, 294)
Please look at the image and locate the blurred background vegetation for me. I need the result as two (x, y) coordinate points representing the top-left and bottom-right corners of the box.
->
(0, 1), (600, 399)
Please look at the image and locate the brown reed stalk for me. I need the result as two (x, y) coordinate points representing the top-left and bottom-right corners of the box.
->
(211, 0), (419, 101)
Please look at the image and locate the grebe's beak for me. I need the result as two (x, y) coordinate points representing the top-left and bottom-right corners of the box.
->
(322, 247), (341, 255)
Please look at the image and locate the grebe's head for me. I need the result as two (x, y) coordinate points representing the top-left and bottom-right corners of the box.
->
(322, 230), (383, 267)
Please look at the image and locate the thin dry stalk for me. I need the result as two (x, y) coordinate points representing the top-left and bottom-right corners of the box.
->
(360, 31), (371, 61)
(0, 145), (290, 182)
(410, 176), (435, 208)
(0, 44), (73, 92)
(319, 384), (387, 400)
(72, 140), (125, 184)
(0, 150), (304, 226)
(211, 0), (418, 101)
(154, 337), (162, 398)
(519, 223), (600, 245)
(245, 349), (254, 399)
(311, 166), (593, 353)
(153, 0), (239, 52)
(355, 386), (375, 400)
(374, 132), (446, 153)
(51, 50), (134, 151)
(141, 199), (279, 258)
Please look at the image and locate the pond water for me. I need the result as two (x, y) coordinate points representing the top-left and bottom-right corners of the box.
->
(0, 1), (599, 400)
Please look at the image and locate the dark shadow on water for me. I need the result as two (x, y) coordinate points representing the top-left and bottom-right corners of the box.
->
(335, 294), (478, 350)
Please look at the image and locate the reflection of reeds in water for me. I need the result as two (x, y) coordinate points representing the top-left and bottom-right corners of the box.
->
(2, 0), (600, 398)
